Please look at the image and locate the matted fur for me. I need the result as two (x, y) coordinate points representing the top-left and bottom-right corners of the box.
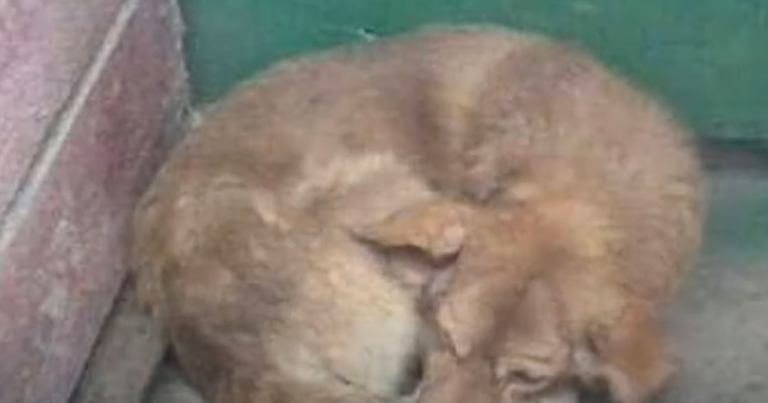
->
(132, 25), (703, 403)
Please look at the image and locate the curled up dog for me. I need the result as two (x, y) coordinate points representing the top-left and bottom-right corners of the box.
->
(132, 25), (703, 403)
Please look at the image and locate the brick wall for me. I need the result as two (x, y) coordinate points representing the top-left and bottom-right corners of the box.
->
(0, 0), (188, 402)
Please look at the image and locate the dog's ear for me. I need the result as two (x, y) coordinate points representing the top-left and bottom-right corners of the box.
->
(433, 273), (501, 357)
(494, 281), (570, 396)
(436, 277), (568, 364)
(352, 199), (470, 261)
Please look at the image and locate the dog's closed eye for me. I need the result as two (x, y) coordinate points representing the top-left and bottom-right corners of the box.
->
(504, 368), (549, 387)
(495, 358), (558, 394)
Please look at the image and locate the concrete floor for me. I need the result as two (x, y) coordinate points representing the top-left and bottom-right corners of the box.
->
(659, 171), (768, 403)
(142, 170), (768, 403)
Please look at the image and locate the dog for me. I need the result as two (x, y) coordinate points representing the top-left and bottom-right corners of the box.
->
(132, 25), (703, 403)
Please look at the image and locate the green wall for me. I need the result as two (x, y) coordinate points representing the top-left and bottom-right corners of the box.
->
(180, 0), (768, 140)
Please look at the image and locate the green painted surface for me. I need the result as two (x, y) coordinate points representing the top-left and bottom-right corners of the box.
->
(180, 0), (768, 139)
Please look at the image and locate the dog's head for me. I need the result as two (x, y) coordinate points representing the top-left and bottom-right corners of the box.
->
(419, 278), (582, 403)
(355, 197), (669, 403)
(353, 197), (579, 402)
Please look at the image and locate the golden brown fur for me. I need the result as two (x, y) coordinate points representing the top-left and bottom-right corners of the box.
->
(132, 25), (703, 403)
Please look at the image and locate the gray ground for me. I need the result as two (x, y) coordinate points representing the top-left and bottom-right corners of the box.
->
(142, 170), (768, 403)
(660, 171), (768, 402)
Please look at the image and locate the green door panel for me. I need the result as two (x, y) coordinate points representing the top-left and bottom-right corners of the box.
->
(180, 0), (768, 140)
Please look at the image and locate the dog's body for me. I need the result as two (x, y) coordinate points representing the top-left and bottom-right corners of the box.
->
(132, 26), (703, 403)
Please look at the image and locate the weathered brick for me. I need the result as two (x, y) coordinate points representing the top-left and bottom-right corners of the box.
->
(0, 0), (123, 216)
(0, 0), (187, 401)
